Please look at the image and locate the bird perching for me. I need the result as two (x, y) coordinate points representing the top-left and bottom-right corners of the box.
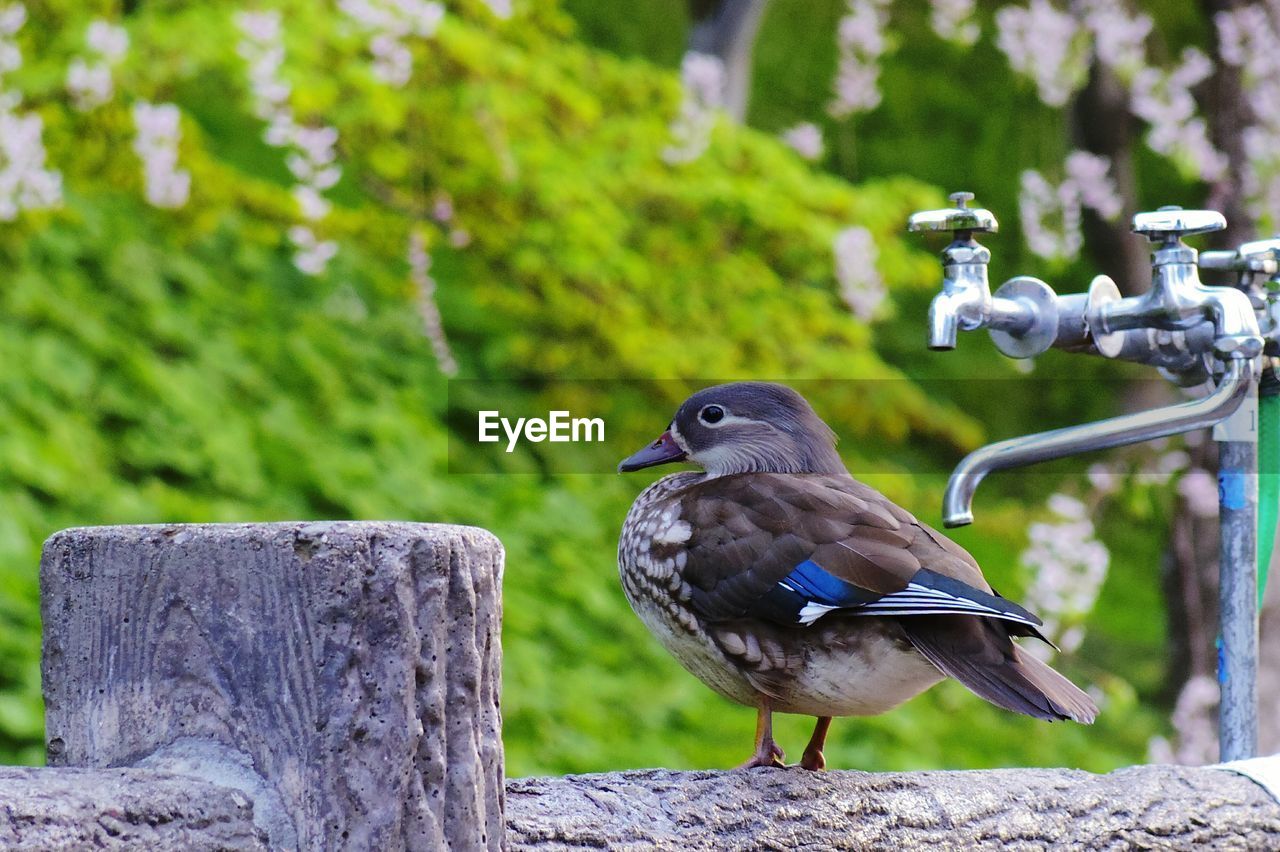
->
(617, 382), (1097, 770)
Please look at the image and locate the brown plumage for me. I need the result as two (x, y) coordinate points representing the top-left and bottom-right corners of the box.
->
(618, 382), (1097, 770)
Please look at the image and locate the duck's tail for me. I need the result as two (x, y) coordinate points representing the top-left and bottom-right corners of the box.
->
(900, 614), (1098, 724)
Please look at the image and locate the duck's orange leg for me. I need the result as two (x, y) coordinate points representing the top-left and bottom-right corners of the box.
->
(799, 716), (832, 771)
(737, 698), (786, 769)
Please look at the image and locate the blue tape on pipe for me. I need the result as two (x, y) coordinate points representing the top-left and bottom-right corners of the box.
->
(1220, 470), (1249, 510)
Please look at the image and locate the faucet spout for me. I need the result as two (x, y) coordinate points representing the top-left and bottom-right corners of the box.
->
(927, 289), (967, 350)
(926, 266), (991, 350)
(942, 358), (1254, 527)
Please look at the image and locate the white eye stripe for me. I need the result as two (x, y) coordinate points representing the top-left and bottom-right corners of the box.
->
(668, 419), (689, 450)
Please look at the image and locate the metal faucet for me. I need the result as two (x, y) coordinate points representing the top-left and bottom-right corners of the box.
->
(1090, 208), (1262, 361)
(908, 195), (1270, 761)
(1201, 236), (1280, 346)
(909, 192), (1058, 356)
(908, 197), (1266, 525)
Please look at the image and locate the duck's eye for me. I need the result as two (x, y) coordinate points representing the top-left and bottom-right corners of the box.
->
(699, 405), (725, 424)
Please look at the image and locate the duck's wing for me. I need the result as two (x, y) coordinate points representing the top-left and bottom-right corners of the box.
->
(675, 473), (1042, 632)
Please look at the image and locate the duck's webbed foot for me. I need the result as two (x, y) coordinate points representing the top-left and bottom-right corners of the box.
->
(736, 700), (787, 769)
(737, 738), (786, 769)
(798, 716), (832, 771)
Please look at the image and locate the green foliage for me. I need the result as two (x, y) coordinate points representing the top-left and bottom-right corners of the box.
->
(0, 0), (1172, 775)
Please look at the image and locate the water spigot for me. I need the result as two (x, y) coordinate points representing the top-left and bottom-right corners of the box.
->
(909, 192), (1060, 355)
(1091, 205), (1261, 361)
(1202, 237), (1280, 350)
(909, 191), (1000, 350)
(1201, 237), (1280, 283)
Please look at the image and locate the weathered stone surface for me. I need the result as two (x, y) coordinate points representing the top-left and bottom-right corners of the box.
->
(506, 764), (1280, 850)
(41, 522), (504, 851)
(0, 766), (265, 850)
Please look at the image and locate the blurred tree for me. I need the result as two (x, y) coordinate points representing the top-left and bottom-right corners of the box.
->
(686, 0), (769, 120)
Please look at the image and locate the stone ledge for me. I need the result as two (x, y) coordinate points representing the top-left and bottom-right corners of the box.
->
(505, 762), (1280, 850)
(0, 766), (266, 851)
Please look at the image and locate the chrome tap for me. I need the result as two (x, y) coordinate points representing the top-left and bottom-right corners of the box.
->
(1201, 236), (1280, 347)
(901, 202), (1264, 526)
(905, 200), (1268, 761)
(1089, 207), (1263, 361)
(909, 191), (1058, 356)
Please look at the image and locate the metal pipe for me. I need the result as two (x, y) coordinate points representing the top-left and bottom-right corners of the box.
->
(1219, 437), (1259, 761)
(942, 358), (1254, 527)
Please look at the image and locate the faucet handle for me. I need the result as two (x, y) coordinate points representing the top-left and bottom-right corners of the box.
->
(1132, 206), (1226, 243)
(908, 191), (998, 235)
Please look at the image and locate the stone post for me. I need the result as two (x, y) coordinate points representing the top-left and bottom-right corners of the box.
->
(41, 522), (504, 851)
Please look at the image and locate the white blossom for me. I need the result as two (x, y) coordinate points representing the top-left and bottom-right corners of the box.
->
(1087, 463), (1120, 495)
(1019, 169), (1083, 261)
(1020, 491), (1110, 655)
(1130, 48), (1227, 182)
(0, 111), (62, 220)
(1178, 468), (1219, 518)
(0, 3), (24, 36)
(432, 192), (454, 223)
(293, 184), (331, 221)
(409, 231), (459, 376)
(1147, 675), (1219, 765)
(1064, 150), (1123, 220)
(663, 51), (725, 165)
(929, 0), (979, 47)
(780, 122), (824, 161)
(132, 101), (191, 208)
(0, 3), (60, 219)
(339, 0), (444, 87)
(289, 225), (339, 276)
(1047, 492), (1087, 521)
(66, 20), (129, 111)
(237, 10), (293, 133)
(1080, 0), (1151, 79)
(828, 0), (892, 118)
(1136, 448), (1190, 485)
(1215, 5), (1280, 227)
(833, 226), (886, 321)
(481, 0), (513, 18)
(66, 60), (113, 111)
(995, 0), (1089, 107)
(235, 9), (281, 43)
(0, 39), (17, 74)
(87, 20), (129, 62)
(237, 9), (342, 275)
(1019, 151), (1121, 260)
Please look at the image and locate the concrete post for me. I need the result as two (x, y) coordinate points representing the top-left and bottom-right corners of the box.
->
(41, 522), (504, 851)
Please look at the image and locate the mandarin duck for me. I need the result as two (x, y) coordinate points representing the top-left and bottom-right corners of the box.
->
(617, 382), (1097, 770)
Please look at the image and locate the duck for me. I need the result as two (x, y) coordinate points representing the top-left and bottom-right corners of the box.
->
(617, 381), (1097, 769)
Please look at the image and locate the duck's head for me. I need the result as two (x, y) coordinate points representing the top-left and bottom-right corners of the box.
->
(618, 381), (844, 476)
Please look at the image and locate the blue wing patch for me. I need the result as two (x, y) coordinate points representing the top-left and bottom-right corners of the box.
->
(751, 559), (1043, 629)
(781, 559), (878, 608)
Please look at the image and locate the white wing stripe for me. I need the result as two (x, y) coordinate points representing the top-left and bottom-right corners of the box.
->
(777, 579), (1039, 629)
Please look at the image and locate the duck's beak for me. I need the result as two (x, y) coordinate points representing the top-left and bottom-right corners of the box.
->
(618, 430), (688, 472)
